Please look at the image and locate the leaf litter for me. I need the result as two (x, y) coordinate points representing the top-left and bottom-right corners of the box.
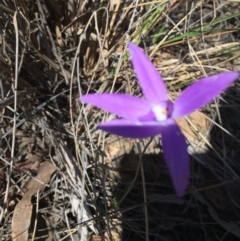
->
(1, 1), (240, 241)
(12, 161), (56, 241)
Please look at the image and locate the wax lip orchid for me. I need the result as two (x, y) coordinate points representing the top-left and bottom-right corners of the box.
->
(80, 42), (239, 197)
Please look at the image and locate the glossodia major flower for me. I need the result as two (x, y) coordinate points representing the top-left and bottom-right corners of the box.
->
(80, 42), (239, 197)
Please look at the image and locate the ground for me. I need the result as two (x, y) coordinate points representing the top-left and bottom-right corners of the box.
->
(1, 1), (240, 240)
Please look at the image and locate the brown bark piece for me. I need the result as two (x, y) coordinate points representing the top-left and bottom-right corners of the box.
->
(11, 161), (56, 241)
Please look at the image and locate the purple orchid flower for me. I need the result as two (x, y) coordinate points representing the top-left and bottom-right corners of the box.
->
(80, 42), (239, 197)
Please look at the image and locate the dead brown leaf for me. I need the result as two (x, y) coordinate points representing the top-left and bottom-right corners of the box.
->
(176, 111), (210, 153)
(11, 161), (56, 241)
(104, 230), (121, 241)
(105, 136), (133, 163)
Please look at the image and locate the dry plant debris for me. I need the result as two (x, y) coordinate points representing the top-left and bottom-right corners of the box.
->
(11, 161), (56, 241)
(0, 0), (240, 241)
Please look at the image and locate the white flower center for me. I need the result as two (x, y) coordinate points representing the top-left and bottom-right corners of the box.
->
(152, 105), (167, 121)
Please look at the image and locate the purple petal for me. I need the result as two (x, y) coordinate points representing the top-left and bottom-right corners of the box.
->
(80, 93), (152, 120)
(98, 119), (164, 138)
(128, 42), (168, 103)
(161, 119), (189, 197)
(172, 71), (239, 118)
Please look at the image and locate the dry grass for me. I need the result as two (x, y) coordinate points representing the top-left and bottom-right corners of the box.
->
(1, 0), (240, 240)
